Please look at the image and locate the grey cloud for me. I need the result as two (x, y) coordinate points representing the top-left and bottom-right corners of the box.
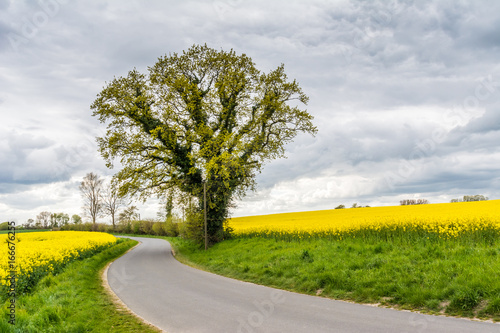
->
(0, 0), (10, 10)
(1, 0), (500, 221)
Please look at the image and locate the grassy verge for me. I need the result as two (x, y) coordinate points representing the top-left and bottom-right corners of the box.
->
(1, 238), (161, 333)
(166, 236), (500, 322)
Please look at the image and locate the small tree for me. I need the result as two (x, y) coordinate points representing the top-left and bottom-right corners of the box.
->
(79, 172), (104, 224)
(57, 213), (70, 227)
(119, 205), (139, 223)
(71, 214), (82, 224)
(334, 204), (345, 209)
(24, 218), (34, 229)
(102, 182), (127, 229)
(36, 211), (51, 229)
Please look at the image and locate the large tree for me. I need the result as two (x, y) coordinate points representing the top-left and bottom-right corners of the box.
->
(91, 44), (317, 244)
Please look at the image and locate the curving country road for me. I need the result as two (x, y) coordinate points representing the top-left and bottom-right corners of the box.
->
(107, 237), (499, 333)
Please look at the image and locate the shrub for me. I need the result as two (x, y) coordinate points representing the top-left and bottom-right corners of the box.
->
(140, 220), (154, 234)
(164, 218), (180, 237)
(131, 221), (142, 234)
(152, 222), (166, 236)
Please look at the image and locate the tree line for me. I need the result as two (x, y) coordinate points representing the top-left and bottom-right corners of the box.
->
(331, 194), (489, 210)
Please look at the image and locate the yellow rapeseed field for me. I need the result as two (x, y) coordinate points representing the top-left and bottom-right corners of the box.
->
(229, 200), (500, 239)
(1, 231), (116, 286)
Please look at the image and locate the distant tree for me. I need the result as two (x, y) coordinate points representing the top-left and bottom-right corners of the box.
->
(71, 214), (82, 224)
(351, 203), (360, 208)
(334, 204), (345, 209)
(102, 182), (127, 229)
(24, 218), (34, 229)
(57, 213), (70, 226)
(400, 199), (429, 205)
(79, 172), (104, 224)
(451, 195), (488, 203)
(36, 211), (51, 228)
(463, 195), (488, 202)
(119, 205), (139, 223)
(50, 213), (58, 228)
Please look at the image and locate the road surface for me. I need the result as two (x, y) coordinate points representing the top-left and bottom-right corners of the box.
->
(107, 236), (499, 333)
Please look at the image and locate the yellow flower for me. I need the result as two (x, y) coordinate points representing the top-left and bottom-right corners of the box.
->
(0, 231), (116, 286)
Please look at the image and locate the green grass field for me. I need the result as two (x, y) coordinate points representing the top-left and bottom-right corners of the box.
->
(0, 229), (50, 234)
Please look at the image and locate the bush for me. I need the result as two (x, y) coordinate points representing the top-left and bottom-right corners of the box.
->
(132, 221), (142, 234)
(152, 222), (166, 236)
(164, 218), (180, 237)
(180, 209), (204, 243)
(118, 220), (132, 234)
(140, 220), (154, 234)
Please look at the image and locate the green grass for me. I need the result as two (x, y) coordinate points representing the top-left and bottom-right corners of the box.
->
(1, 238), (160, 333)
(0, 229), (51, 234)
(166, 235), (500, 321)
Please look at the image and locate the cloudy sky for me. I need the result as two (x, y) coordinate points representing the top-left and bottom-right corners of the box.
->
(1, 0), (500, 224)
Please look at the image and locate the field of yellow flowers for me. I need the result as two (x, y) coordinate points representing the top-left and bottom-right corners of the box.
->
(1, 231), (116, 293)
(229, 200), (500, 241)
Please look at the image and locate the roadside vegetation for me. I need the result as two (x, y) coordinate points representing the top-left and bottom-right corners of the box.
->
(167, 233), (500, 322)
(0, 238), (160, 332)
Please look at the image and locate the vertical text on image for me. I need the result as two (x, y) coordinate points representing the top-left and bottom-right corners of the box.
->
(6, 221), (17, 325)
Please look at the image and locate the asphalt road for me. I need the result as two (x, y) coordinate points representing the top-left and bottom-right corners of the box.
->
(107, 236), (499, 333)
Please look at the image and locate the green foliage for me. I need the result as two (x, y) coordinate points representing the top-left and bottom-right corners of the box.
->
(164, 218), (180, 237)
(140, 219), (154, 234)
(131, 220), (142, 234)
(0, 222), (8, 230)
(71, 214), (82, 224)
(152, 222), (167, 236)
(91, 44), (317, 244)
